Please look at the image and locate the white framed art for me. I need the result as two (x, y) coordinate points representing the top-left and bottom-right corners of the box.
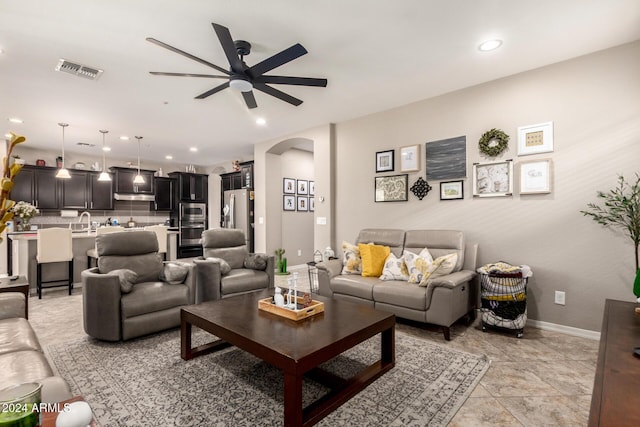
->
(400, 144), (420, 172)
(517, 121), (553, 156)
(472, 160), (513, 197)
(519, 158), (552, 194)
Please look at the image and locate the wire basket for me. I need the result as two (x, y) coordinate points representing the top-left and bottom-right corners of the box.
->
(479, 272), (528, 338)
(306, 262), (319, 293)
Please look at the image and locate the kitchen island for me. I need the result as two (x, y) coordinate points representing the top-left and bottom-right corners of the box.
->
(8, 228), (179, 295)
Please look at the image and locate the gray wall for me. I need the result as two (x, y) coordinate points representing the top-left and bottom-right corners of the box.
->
(333, 41), (640, 332)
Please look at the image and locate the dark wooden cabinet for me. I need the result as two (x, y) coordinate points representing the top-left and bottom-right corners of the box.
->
(88, 172), (114, 210)
(154, 177), (175, 211)
(60, 170), (89, 209)
(111, 167), (155, 194)
(169, 172), (208, 202)
(221, 161), (253, 192)
(241, 163), (253, 189)
(11, 166), (59, 210)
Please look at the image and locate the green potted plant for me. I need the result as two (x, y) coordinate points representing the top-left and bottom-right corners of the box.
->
(581, 174), (640, 298)
(274, 248), (287, 274)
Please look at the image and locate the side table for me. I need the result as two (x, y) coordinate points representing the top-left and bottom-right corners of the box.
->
(0, 275), (29, 318)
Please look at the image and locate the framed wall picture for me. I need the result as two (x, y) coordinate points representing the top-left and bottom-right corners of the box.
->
(472, 160), (513, 197)
(376, 150), (394, 173)
(297, 196), (308, 211)
(374, 174), (408, 202)
(283, 178), (296, 194)
(297, 179), (308, 195)
(309, 197), (315, 211)
(426, 136), (467, 180)
(519, 158), (552, 194)
(309, 181), (315, 196)
(283, 195), (295, 211)
(400, 145), (420, 172)
(440, 180), (464, 200)
(517, 121), (553, 156)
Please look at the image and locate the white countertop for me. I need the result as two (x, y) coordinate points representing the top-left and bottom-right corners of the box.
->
(8, 229), (179, 241)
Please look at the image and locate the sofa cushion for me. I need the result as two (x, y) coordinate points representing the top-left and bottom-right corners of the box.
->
(356, 228), (406, 257)
(359, 243), (390, 277)
(331, 275), (380, 300)
(160, 262), (191, 284)
(372, 282), (427, 311)
(404, 248), (434, 283)
(418, 253), (458, 286)
(404, 230), (465, 272)
(379, 252), (409, 281)
(109, 269), (138, 293)
(121, 281), (190, 318)
(203, 247), (247, 270)
(340, 241), (362, 275)
(0, 318), (42, 355)
(244, 253), (269, 271)
(221, 269), (270, 296)
(99, 253), (164, 284)
(206, 257), (231, 275)
(0, 350), (54, 387)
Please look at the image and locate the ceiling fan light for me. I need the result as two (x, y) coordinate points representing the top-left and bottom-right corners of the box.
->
(98, 171), (112, 182)
(229, 77), (253, 92)
(55, 168), (71, 179)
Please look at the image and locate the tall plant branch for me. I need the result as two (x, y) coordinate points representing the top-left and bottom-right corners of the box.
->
(0, 133), (27, 238)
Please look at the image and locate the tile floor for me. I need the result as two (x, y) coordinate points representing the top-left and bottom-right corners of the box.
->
(30, 264), (599, 426)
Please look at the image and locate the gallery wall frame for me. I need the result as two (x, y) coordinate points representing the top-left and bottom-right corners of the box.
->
(519, 158), (553, 194)
(440, 180), (464, 200)
(309, 197), (315, 211)
(283, 178), (296, 194)
(425, 136), (467, 180)
(400, 144), (420, 172)
(375, 174), (408, 202)
(283, 195), (295, 211)
(297, 179), (308, 195)
(517, 121), (553, 156)
(376, 150), (395, 173)
(309, 181), (315, 196)
(472, 159), (514, 197)
(297, 196), (309, 211)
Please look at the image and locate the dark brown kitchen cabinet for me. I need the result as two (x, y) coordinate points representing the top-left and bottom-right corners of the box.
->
(154, 177), (175, 211)
(60, 170), (89, 209)
(88, 172), (114, 210)
(169, 172), (208, 202)
(111, 167), (155, 194)
(11, 166), (59, 210)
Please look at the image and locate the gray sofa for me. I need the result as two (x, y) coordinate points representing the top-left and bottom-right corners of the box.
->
(316, 229), (478, 340)
(0, 292), (72, 402)
(82, 231), (196, 341)
(194, 228), (274, 301)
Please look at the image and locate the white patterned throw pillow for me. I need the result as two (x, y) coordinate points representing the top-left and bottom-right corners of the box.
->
(418, 253), (459, 287)
(404, 248), (434, 283)
(379, 252), (409, 281)
(341, 241), (362, 275)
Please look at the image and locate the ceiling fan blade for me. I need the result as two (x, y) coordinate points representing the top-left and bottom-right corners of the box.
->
(195, 81), (230, 99)
(242, 91), (258, 109)
(253, 83), (303, 106)
(255, 75), (327, 87)
(150, 72), (228, 78)
(248, 44), (308, 77)
(146, 37), (230, 75)
(211, 23), (244, 73)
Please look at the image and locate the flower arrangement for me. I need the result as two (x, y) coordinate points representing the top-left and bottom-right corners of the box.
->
(0, 132), (27, 239)
(10, 201), (39, 221)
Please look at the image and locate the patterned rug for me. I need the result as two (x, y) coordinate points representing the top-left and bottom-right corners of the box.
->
(47, 328), (489, 426)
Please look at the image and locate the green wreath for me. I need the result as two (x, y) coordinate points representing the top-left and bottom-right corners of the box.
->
(479, 128), (509, 157)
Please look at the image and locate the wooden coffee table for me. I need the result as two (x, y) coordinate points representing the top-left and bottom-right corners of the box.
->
(181, 291), (395, 427)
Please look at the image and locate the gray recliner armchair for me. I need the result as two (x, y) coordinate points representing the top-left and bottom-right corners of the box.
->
(194, 228), (274, 301)
(81, 231), (196, 341)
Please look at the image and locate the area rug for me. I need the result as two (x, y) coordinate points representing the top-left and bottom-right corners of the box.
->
(47, 329), (489, 426)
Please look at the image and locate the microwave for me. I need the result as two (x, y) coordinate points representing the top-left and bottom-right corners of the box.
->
(179, 203), (206, 222)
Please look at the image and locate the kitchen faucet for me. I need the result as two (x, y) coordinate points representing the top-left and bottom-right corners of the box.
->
(78, 211), (91, 232)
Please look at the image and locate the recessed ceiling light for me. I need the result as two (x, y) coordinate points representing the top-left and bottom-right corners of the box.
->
(119, 136), (129, 141)
(189, 147), (198, 152)
(478, 39), (502, 52)
(256, 118), (267, 126)
(165, 155), (173, 160)
(103, 146), (111, 152)
(8, 117), (23, 124)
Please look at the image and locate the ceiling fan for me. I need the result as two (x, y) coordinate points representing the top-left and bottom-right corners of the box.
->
(146, 23), (327, 109)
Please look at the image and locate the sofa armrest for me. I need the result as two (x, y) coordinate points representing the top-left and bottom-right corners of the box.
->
(315, 259), (343, 298)
(180, 263), (197, 304)
(0, 292), (26, 320)
(264, 255), (275, 289)
(428, 270), (477, 288)
(81, 267), (123, 341)
(194, 258), (222, 302)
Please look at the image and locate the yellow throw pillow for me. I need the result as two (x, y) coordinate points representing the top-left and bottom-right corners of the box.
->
(358, 243), (391, 277)
(341, 241), (362, 275)
(418, 253), (458, 287)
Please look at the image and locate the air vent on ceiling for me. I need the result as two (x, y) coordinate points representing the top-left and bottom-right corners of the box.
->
(55, 59), (103, 80)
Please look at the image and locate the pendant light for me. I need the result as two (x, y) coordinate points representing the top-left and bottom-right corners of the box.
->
(133, 136), (145, 184)
(55, 123), (71, 179)
(97, 130), (112, 182)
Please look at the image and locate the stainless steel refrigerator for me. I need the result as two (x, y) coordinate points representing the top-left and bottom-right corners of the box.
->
(223, 189), (253, 251)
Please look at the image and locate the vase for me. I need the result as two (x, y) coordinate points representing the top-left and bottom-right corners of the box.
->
(634, 268), (640, 299)
(17, 219), (30, 232)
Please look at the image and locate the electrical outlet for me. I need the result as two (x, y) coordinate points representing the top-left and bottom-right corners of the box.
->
(297, 249), (302, 256)
(554, 291), (566, 305)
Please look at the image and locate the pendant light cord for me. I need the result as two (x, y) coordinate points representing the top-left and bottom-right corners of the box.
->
(58, 122), (68, 168)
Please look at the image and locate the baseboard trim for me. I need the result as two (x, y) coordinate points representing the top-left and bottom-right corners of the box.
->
(527, 318), (600, 341)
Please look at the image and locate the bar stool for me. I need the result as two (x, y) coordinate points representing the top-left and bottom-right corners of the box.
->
(144, 225), (168, 260)
(86, 226), (125, 267)
(36, 228), (73, 299)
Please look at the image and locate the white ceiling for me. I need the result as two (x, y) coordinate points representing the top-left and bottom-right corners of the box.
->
(1, 1), (639, 167)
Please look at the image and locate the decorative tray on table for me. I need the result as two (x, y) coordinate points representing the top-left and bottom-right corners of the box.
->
(258, 296), (325, 321)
